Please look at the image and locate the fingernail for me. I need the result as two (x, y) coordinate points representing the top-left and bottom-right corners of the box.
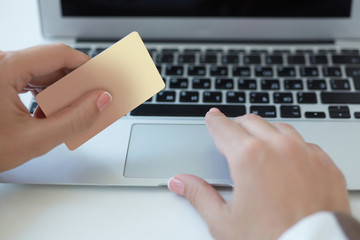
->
(96, 91), (112, 112)
(208, 107), (220, 113)
(168, 177), (185, 196)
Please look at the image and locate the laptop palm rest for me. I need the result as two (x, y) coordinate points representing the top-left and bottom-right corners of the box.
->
(124, 124), (232, 184)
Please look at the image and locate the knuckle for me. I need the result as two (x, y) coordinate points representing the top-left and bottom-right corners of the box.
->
(229, 138), (266, 165)
(275, 122), (295, 131)
(275, 135), (301, 154)
(54, 42), (70, 51)
(240, 113), (260, 122)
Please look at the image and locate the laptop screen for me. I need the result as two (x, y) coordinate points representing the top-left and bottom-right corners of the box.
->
(61, 0), (352, 18)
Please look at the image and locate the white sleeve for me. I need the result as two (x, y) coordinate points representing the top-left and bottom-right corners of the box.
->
(278, 211), (347, 240)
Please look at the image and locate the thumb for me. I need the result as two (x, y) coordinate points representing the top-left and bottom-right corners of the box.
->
(168, 174), (226, 226)
(32, 90), (112, 152)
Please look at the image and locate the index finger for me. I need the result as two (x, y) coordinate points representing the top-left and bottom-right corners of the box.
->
(205, 108), (251, 159)
(2, 43), (90, 91)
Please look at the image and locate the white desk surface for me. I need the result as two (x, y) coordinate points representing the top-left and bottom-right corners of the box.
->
(1, 1), (360, 239)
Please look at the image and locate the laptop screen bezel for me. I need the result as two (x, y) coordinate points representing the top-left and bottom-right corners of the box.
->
(39, 0), (360, 41)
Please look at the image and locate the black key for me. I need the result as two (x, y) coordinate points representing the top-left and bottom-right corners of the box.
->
(274, 92), (293, 104)
(243, 55), (261, 64)
(340, 49), (359, 55)
(215, 78), (234, 89)
(178, 54), (195, 64)
(305, 112), (326, 118)
(295, 49), (314, 54)
(354, 112), (360, 119)
(250, 49), (268, 54)
(203, 91), (222, 103)
(323, 67), (342, 77)
(210, 66), (228, 76)
(250, 106), (277, 118)
(188, 66), (206, 76)
(169, 78), (188, 89)
(250, 92), (269, 103)
(329, 106), (350, 119)
(277, 67), (296, 77)
(156, 91), (176, 102)
(200, 54), (217, 63)
(227, 92), (246, 103)
(228, 49), (246, 54)
(287, 55), (305, 64)
(180, 91), (199, 102)
(146, 97), (153, 102)
(273, 49), (291, 54)
(233, 67), (251, 76)
(297, 92), (317, 104)
(321, 92), (360, 104)
(307, 79), (327, 90)
(346, 67), (360, 77)
(261, 79), (280, 90)
(300, 67), (319, 77)
(75, 47), (91, 55)
(156, 65), (162, 74)
(156, 54), (174, 63)
(166, 65), (183, 76)
(238, 79), (257, 90)
(281, 105), (301, 118)
(131, 104), (246, 117)
(192, 78), (211, 89)
(318, 49), (337, 54)
(330, 79), (350, 90)
(147, 48), (157, 57)
(309, 55), (328, 64)
(222, 55), (239, 64)
(353, 76), (360, 90)
(284, 79), (303, 90)
(265, 55), (283, 64)
(29, 101), (38, 114)
(162, 48), (178, 54)
(332, 55), (360, 64)
(184, 48), (201, 53)
(91, 48), (106, 57)
(206, 49), (223, 54)
(255, 66), (273, 77)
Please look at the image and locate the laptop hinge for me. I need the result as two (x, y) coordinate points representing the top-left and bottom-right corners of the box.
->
(335, 38), (360, 45)
(76, 38), (335, 44)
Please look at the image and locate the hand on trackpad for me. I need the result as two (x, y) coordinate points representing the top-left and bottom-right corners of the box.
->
(124, 124), (231, 184)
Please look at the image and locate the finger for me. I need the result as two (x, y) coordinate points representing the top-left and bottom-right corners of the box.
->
(233, 113), (278, 140)
(307, 143), (334, 166)
(271, 122), (304, 142)
(28, 91), (112, 154)
(205, 108), (251, 155)
(168, 174), (226, 227)
(29, 69), (67, 87)
(3, 43), (90, 92)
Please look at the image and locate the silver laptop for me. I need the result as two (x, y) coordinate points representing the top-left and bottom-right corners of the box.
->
(1, 0), (360, 189)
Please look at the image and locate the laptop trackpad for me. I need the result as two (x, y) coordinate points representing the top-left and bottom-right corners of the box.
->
(124, 124), (231, 182)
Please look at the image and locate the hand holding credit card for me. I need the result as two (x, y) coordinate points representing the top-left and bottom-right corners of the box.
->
(36, 32), (165, 150)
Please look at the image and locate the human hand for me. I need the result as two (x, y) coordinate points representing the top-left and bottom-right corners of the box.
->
(168, 108), (350, 239)
(0, 44), (111, 171)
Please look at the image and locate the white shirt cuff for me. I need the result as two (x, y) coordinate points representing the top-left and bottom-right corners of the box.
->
(278, 211), (347, 240)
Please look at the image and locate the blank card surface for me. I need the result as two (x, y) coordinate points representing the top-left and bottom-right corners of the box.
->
(36, 32), (165, 150)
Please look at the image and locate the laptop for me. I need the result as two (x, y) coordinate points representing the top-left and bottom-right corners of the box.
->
(1, 0), (360, 189)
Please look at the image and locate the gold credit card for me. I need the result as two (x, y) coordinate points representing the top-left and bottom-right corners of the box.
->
(36, 32), (165, 150)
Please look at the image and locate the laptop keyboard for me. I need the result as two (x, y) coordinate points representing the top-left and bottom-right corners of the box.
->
(29, 45), (360, 120)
